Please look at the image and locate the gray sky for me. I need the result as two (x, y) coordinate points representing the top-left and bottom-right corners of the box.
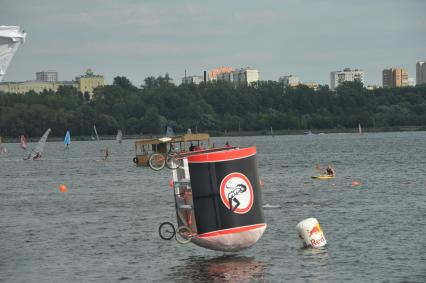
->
(1, 0), (425, 86)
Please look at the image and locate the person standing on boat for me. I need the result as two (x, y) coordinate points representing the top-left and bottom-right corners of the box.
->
(189, 143), (195, 151)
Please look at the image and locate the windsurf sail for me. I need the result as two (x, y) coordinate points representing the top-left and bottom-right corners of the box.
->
(93, 125), (100, 141)
(358, 123), (363, 135)
(166, 126), (175, 137)
(0, 26), (26, 82)
(20, 134), (28, 150)
(0, 136), (7, 154)
(64, 130), (71, 147)
(116, 129), (122, 143)
(25, 128), (51, 160)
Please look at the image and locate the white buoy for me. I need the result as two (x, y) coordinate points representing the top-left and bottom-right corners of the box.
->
(296, 218), (327, 248)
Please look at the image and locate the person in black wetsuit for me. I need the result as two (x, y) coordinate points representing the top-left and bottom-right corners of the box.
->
(325, 164), (335, 176)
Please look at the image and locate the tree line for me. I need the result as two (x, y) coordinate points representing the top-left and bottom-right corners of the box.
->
(1, 74), (425, 138)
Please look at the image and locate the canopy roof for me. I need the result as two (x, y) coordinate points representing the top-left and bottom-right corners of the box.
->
(135, 133), (210, 146)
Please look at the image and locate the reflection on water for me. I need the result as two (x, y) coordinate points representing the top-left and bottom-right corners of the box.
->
(169, 255), (265, 282)
(297, 247), (330, 282)
(299, 246), (329, 261)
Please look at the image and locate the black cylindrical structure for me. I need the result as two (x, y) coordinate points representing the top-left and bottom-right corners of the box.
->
(187, 147), (266, 251)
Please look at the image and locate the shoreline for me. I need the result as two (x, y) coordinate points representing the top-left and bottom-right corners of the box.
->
(1, 126), (425, 143)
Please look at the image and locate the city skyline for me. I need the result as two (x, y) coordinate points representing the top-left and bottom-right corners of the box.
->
(1, 0), (425, 86)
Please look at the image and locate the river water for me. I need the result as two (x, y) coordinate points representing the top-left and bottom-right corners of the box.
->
(0, 132), (425, 282)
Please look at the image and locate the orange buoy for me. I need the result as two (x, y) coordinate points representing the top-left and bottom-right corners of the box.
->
(59, 184), (68, 192)
(351, 181), (361, 187)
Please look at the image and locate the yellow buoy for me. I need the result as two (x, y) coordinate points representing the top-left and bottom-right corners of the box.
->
(59, 184), (68, 193)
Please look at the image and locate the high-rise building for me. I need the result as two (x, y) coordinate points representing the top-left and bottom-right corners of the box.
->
(330, 68), (364, 90)
(279, 75), (300, 87)
(36, 70), (58, 82)
(216, 67), (259, 85)
(382, 68), (408, 88)
(75, 69), (104, 97)
(303, 81), (319, 90)
(416, 61), (426, 85)
(232, 68), (259, 85)
(208, 67), (234, 81)
(182, 75), (203, 85)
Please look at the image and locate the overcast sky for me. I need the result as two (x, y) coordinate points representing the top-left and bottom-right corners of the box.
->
(1, 0), (425, 86)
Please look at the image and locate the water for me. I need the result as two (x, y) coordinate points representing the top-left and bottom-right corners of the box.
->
(1, 132), (425, 282)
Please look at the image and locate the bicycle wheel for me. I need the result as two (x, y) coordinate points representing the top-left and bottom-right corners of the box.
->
(166, 154), (183, 169)
(159, 222), (176, 240)
(175, 226), (193, 244)
(149, 153), (166, 171)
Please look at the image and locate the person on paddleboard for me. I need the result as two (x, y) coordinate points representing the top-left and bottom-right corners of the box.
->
(325, 164), (335, 176)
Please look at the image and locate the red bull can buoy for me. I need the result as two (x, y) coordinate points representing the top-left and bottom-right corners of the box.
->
(296, 218), (327, 248)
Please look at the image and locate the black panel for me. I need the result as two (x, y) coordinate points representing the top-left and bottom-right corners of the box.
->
(189, 154), (264, 235)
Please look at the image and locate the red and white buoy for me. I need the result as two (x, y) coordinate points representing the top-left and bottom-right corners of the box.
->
(296, 218), (327, 248)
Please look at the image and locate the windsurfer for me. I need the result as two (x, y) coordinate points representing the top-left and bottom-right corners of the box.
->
(104, 147), (109, 160)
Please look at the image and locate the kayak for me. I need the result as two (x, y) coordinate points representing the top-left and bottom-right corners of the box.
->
(311, 175), (336, 179)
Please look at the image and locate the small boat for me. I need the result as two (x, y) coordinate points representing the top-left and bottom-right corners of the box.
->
(311, 175), (336, 180)
(133, 133), (210, 167)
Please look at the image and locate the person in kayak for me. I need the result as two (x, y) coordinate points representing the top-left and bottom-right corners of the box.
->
(325, 164), (335, 176)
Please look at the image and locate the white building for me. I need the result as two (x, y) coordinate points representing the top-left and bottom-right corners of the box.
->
(330, 68), (364, 90)
(216, 67), (259, 85)
(416, 61), (426, 85)
(279, 75), (300, 87)
(408, 78), (415, 87)
(182, 75), (203, 85)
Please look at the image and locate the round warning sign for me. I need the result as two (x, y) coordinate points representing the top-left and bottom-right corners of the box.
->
(220, 172), (254, 214)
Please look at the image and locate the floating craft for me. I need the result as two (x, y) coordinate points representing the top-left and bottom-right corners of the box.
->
(311, 175), (336, 180)
(159, 146), (267, 252)
(296, 218), (327, 248)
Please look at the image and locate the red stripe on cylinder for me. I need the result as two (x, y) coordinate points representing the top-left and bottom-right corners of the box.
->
(188, 147), (257, 163)
(198, 223), (266, 238)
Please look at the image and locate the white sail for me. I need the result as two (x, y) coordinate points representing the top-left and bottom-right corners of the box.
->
(0, 26), (26, 82)
(116, 129), (122, 143)
(166, 126), (175, 137)
(26, 128), (51, 160)
(93, 125), (100, 141)
(0, 136), (6, 154)
(20, 134), (28, 150)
